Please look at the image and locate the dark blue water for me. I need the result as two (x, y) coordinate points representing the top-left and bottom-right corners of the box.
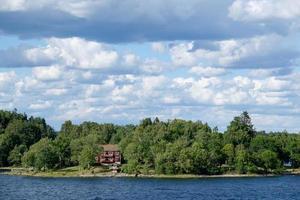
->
(1, 175), (300, 200)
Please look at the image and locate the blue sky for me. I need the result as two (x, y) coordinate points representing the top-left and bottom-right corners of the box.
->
(0, 0), (300, 132)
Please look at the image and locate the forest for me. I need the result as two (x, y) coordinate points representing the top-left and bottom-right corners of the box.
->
(0, 109), (300, 175)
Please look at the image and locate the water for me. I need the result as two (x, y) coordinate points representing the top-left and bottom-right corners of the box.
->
(1, 175), (300, 200)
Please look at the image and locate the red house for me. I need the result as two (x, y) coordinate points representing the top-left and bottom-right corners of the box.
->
(95, 144), (121, 166)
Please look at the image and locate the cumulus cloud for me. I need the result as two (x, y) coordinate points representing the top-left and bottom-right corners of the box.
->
(29, 101), (52, 110)
(170, 74), (294, 108)
(254, 77), (291, 92)
(229, 0), (300, 21)
(0, 37), (119, 68)
(1, 1), (300, 132)
(0, 0), (270, 42)
(249, 68), (293, 78)
(0, 37), (172, 76)
(0, 71), (16, 90)
(189, 66), (226, 77)
(0, 35), (298, 132)
(170, 34), (298, 68)
(162, 96), (181, 104)
(0, 0), (104, 18)
(32, 66), (62, 81)
(0, 71), (16, 105)
(27, 37), (118, 69)
(3, 65), (300, 132)
(44, 88), (67, 96)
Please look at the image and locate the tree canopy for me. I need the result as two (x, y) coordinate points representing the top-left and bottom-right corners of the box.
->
(0, 109), (299, 175)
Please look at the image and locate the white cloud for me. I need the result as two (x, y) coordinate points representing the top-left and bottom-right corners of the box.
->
(32, 66), (62, 81)
(254, 77), (291, 91)
(229, 0), (300, 21)
(0, 0), (225, 21)
(29, 101), (52, 110)
(189, 66), (226, 77)
(252, 113), (300, 132)
(57, 0), (106, 18)
(173, 74), (293, 107)
(169, 34), (295, 68)
(26, 37), (118, 70)
(172, 77), (194, 88)
(255, 93), (290, 106)
(249, 69), (274, 78)
(234, 76), (254, 89)
(0, 0), (25, 11)
(4, 66), (300, 132)
(141, 75), (167, 92)
(0, 36), (299, 132)
(111, 85), (134, 103)
(0, 71), (16, 105)
(140, 59), (166, 74)
(15, 77), (39, 95)
(170, 42), (198, 66)
(0, 71), (16, 90)
(0, 0), (105, 18)
(122, 54), (139, 66)
(0, 0), (300, 133)
(189, 77), (223, 104)
(44, 88), (67, 96)
(162, 96), (181, 104)
(0, 0), (292, 44)
(0, 37), (174, 76)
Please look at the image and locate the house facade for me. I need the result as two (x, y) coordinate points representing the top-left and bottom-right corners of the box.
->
(95, 144), (121, 166)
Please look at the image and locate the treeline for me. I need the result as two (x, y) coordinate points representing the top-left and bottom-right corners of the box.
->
(0, 109), (300, 175)
(120, 114), (300, 174)
(0, 109), (55, 167)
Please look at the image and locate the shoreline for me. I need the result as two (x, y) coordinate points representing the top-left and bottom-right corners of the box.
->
(1, 167), (299, 179)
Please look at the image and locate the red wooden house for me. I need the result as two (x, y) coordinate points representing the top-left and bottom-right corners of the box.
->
(95, 144), (121, 166)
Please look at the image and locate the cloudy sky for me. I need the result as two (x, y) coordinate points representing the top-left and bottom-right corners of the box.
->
(0, 0), (300, 132)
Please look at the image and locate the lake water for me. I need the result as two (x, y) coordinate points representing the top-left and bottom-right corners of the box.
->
(1, 175), (300, 200)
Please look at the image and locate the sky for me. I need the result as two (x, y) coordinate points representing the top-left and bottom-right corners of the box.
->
(0, 0), (300, 132)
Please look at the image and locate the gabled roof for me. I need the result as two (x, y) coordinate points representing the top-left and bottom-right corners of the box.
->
(101, 144), (119, 151)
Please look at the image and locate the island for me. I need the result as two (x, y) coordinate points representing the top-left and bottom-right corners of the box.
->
(1, 109), (300, 178)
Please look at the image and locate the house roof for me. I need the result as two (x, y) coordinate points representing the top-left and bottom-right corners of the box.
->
(101, 144), (119, 151)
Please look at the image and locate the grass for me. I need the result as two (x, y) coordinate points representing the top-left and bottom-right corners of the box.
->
(0, 166), (112, 177)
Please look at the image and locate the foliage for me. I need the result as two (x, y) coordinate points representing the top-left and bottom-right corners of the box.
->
(0, 110), (55, 167)
(8, 144), (27, 166)
(70, 134), (103, 165)
(1, 109), (299, 175)
(79, 145), (101, 169)
(22, 138), (58, 170)
(257, 150), (281, 173)
(225, 111), (255, 147)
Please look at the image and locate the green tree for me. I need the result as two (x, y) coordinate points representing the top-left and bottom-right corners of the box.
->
(79, 145), (101, 169)
(190, 142), (209, 174)
(22, 138), (58, 170)
(0, 110), (55, 167)
(287, 136), (300, 167)
(53, 134), (71, 168)
(290, 153), (300, 168)
(235, 145), (249, 174)
(70, 134), (103, 165)
(8, 145), (27, 166)
(225, 111), (255, 147)
(257, 150), (281, 173)
(222, 143), (235, 167)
